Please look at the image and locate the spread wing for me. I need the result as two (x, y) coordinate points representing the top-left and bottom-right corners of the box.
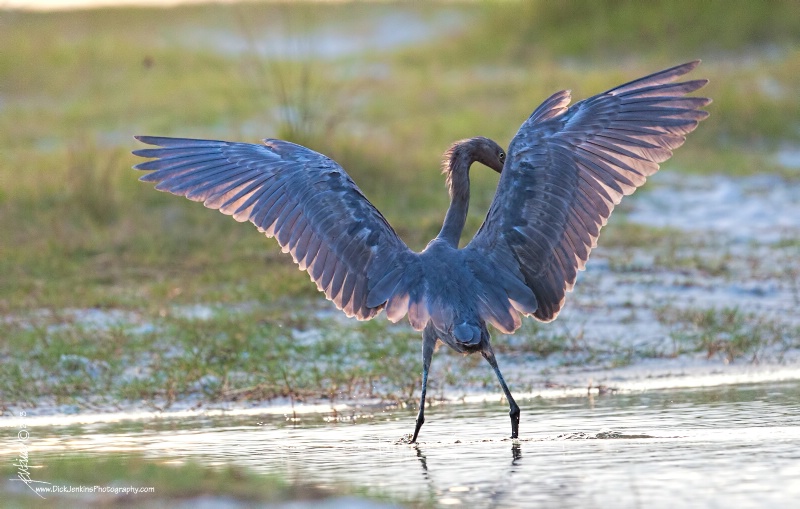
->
(133, 136), (415, 320)
(465, 61), (711, 327)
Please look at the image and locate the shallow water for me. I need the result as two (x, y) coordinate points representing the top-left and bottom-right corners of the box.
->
(629, 172), (800, 243)
(9, 381), (800, 508)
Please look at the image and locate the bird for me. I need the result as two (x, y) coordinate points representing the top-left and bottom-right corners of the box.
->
(133, 61), (710, 443)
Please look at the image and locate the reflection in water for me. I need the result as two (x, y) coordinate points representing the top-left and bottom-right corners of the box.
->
(410, 441), (524, 507)
(485, 443), (524, 509)
(412, 445), (436, 504)
(414, 444), (428, 475)
(5, 381), (800, 508)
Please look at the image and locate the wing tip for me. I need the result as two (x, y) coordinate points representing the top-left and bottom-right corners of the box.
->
(683, 59), (701, 71)
(133, 135), (227, 149)
(133, 135), (162, 146)
(609, 60), (707, 97)
(667, 59), (702, 76)
(533, 310), (560, 323)
(131, 149), (154, 160)
(533, 298), (566, 323)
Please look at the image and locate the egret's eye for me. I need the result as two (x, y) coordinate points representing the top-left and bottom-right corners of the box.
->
(499, 152), (506, 162)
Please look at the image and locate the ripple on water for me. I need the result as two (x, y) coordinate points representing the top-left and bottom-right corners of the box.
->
(7, 381), (800, 508)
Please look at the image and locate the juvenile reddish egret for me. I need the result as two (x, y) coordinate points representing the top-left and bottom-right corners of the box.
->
(133, 61), (710, 442)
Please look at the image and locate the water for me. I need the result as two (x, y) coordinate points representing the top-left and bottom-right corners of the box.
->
(628, 172), (800, 243)
(7, 381), (800, 508)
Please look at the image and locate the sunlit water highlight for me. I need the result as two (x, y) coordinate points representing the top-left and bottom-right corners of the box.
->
(6, 381), (800, 508)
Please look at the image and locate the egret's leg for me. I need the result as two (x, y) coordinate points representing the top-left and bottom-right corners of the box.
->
(411, 327), (436, 443)
(482, 346), (520, 439)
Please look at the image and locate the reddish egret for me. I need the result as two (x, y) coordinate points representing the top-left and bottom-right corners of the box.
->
(133, 61), (710, 442)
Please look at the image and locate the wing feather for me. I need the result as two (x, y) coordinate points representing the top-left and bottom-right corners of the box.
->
(133, 136), (415, 320)
(466, 61), (710, 325)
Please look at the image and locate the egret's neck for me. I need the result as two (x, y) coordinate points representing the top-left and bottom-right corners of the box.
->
(436, 150), (471, 248)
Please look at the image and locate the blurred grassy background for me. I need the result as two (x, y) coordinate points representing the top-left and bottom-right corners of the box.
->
(1, 0), (800, 411)
(1, 0), (799, 314)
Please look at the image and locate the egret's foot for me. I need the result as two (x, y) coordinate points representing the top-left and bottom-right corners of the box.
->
(410, 415), (425, 443)
(510, 404), (520, 439)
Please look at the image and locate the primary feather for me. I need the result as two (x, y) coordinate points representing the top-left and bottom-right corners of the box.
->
(134, 61), (709, 333)
(466, 60), (710, 323)
(133, 136), (414, 320)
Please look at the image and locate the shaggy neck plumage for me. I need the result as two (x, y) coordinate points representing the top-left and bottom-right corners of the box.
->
(436, 143), (473, 247)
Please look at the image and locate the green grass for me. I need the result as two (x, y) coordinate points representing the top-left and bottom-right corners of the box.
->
(2, 453), (427, 508)
(466, 0), (800, 61)
(2, 1), (798, 312)
(0, 306), (427, 409)
(1, 0), (800, 408)
(655, 306), (800, 362)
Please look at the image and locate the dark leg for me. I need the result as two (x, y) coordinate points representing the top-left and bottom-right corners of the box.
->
(411, 326), (436, 443)
(482, 346), (520, 439)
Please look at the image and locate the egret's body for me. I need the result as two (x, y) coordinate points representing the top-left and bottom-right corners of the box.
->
(134, 61), (710, 442)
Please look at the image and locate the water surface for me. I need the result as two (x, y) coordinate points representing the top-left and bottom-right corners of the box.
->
(8, 381), (800, 508)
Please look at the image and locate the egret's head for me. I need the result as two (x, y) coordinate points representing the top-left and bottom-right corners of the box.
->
(442, 136), (505, 176)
